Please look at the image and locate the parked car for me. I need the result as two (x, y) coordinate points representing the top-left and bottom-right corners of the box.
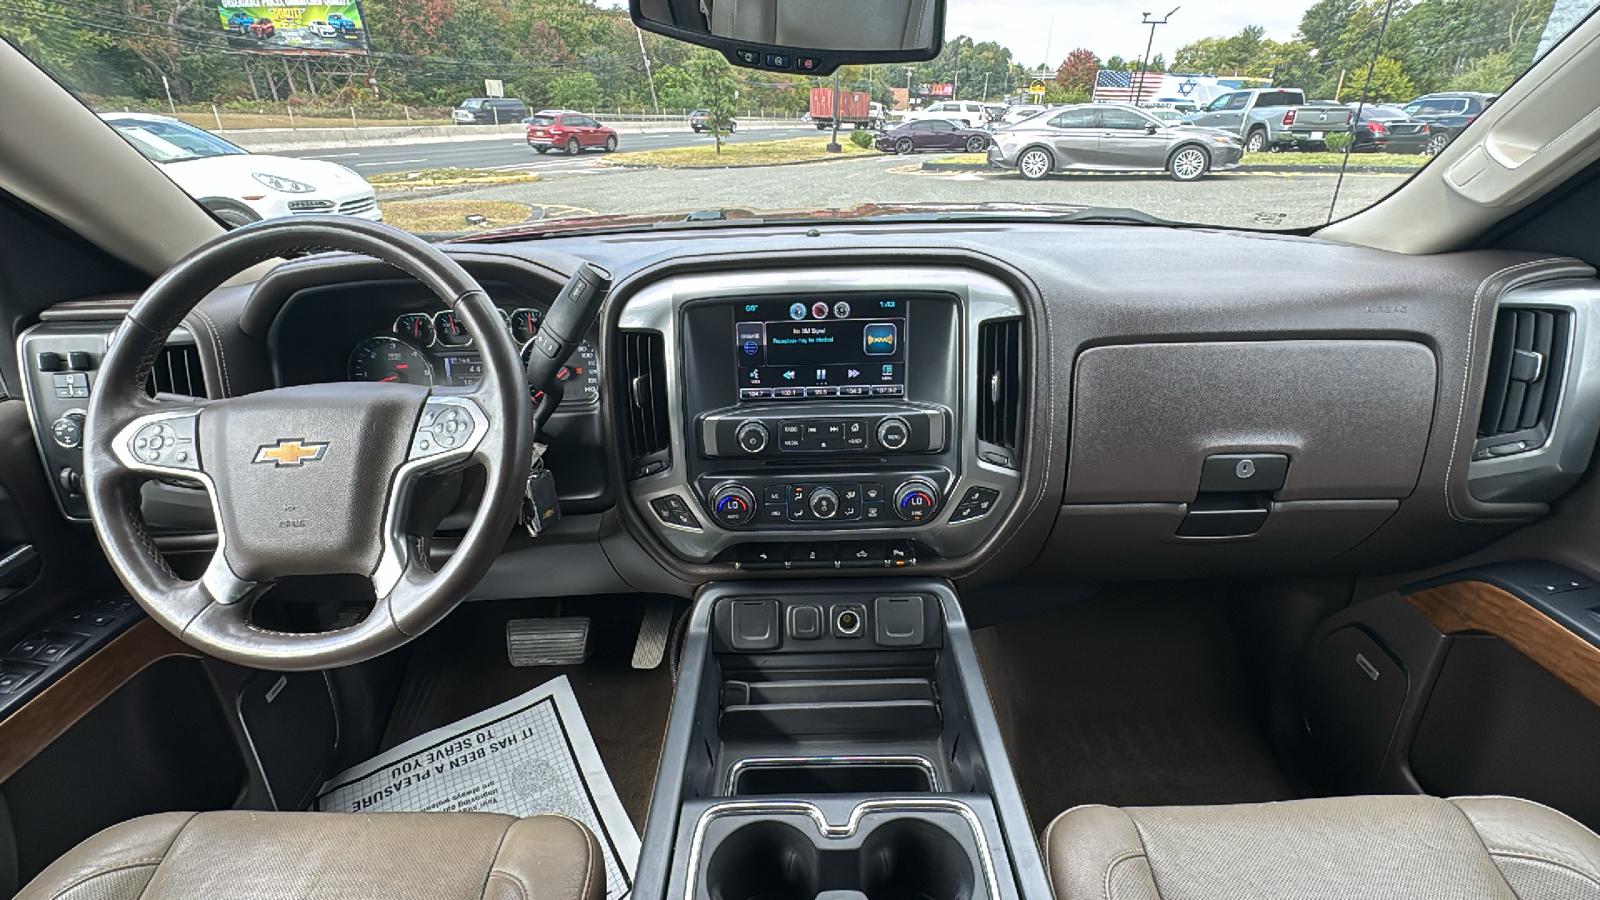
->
(874, 119), (991, 154)
(326, 12), (360, 35)
(991, 103), (1243, 182)
(306, 20), (337, 38)
(1183, 88), (1351, 152)
(452, 97), (529, 125)
(1402, 92), (1496, 155)
(905, 100), (988, 129)
(1348, 105), (1432, 154)
(688, 109), (736, 133)
(99, 113), (380, 225)
(245, 17), (275, 39)
(1002, 104), (1047, 125)
(525, 110), (618, 154)
(225, 10), (255, 32)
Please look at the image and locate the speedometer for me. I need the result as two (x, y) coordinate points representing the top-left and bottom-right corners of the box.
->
(349, 337), (434, 385)
(522, 339), (601, 404)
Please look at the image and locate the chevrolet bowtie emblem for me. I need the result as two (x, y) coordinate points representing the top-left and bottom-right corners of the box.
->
(253, 439), (328, 467)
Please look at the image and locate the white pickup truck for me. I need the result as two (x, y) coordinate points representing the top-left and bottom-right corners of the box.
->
(1181, 88), (1351, 152)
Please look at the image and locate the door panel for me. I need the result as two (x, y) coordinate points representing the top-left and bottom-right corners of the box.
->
(1096, 109), (1167, 169)
(1046, 109), (1101, 167)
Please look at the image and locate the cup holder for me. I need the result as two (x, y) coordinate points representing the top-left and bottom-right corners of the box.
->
(705, 820), (821, 900)
(698, 809), (986, 900)
(859, 819), (975, 900)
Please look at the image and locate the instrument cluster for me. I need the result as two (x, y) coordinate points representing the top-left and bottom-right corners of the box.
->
(347, 307), (601, 404)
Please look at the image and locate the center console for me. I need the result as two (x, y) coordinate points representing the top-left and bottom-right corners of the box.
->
(634, 579), (1050, 900)
(617, 268), (1024, 568)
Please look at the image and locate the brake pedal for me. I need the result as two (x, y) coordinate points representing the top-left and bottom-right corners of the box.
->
(631, 598), (675, 670)
(506, 617), (591, 667)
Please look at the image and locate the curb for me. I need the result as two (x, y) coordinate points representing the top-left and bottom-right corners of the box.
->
(220, 121), (810, 154)
(919, 159), (1419, 174)
(371, 174), (541, 190)
(600, 153), (876, 170)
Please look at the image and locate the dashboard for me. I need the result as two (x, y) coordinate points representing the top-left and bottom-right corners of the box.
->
(12, 222), (1600, 599)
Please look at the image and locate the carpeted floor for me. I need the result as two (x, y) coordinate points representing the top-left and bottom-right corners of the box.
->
(381, 594), (681, 831)
(972, 583), (1295, 832)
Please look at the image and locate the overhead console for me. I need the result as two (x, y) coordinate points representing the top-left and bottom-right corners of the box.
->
(616, 268), (1025, 569)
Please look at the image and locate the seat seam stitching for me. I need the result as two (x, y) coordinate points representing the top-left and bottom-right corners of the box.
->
(1102, 848), (1147, 900)
(487, 869), (530, 900)
(477, 819), (515, 900)
(1446, 798), (1523, 896)
(1487, 850), (1600, 890)
(49, 859), (163, 899)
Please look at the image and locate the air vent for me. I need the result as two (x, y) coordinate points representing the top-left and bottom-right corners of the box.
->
(621, 331), (670, 477)
(976, 318), (1024, 466)
(147, 343), (207, 399)
(1476, 307), (1569, 454)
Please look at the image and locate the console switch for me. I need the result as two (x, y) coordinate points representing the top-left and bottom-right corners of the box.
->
(874, 595), (925, 646)
(728, 600), (781, 651)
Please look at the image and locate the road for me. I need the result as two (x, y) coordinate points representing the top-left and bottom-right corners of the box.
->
(390, 153), (1412, 231)
(280, 126), (823, 175)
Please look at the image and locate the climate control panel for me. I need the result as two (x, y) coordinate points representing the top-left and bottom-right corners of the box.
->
(695, 472), (950, 531)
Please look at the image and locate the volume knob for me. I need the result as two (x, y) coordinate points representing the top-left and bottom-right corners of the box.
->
(735, 420), (769, 454)
(893, 478), (940, 523)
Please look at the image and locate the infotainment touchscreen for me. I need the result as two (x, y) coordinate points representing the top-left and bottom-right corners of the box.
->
(734, 297), (906, 400)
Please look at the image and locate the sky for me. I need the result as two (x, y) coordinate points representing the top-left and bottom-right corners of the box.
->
(946, 0), (1324, 71)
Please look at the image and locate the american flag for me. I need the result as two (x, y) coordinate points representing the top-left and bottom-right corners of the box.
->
(1093, 69), (1164, 103)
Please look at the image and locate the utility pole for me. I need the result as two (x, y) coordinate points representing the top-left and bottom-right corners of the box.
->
(636, 26), (660, 115)
(982, 72), (990, 103)
(827, 69), (842, 152)
(1136, 7), (1179, 106)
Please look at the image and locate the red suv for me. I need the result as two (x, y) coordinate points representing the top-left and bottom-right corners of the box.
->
(525, 111), (618, 155)
(246, 17), (275, 38)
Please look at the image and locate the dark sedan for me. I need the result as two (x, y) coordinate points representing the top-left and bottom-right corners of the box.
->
(875, 119), (991, 154)
(1402, 92), (1496, 155)
(1350, 106), (1431, 154)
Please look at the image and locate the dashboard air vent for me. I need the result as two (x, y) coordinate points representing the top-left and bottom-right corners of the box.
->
(147, 343), (207, 399)
(621, 331), (670, 476)
(977, 318), (1024, 466)
(1476, 307), (1569, 452)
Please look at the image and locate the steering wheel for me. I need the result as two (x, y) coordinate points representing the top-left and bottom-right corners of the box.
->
(82, 217), (531, 671)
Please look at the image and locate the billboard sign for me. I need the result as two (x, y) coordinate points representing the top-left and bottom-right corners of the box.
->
(218, 0), (369, 54)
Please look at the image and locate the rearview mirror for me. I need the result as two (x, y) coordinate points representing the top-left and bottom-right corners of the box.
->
(631, 0), (943, 76)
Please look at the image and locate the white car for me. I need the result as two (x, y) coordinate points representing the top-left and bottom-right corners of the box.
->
(1002, 105), (1048, 124)
(99, 113), (380, 226)
(307, 20), (338, 37)
(903, 100), (988, 129)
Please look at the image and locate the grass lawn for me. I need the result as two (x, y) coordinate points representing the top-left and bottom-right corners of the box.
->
(1242, 151), (1430, 166)
(165, 111), (452, 131)
(379, 200), (532, 233)
(606, 137), (876, 167)
(369, 168), (540, 188)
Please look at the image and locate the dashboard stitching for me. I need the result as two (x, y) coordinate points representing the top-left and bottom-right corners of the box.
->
(190, 308), (232, 397)
(1445, 258), (1579, 523)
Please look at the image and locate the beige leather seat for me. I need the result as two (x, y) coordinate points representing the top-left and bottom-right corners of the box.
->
(1046, 795), (1600, 899)
(17, 811), (604, 900)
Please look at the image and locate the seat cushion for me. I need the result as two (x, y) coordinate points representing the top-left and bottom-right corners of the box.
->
(16, 811), (604, 900)
(1044, 795), (1600, 900)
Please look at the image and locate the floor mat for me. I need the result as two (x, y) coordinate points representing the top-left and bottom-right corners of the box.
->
(318, 675), (637, 900)
(973, 584), (1294, 832)
(380, 596), (678, 832)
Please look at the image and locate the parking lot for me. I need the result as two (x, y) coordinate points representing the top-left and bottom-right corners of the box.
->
(388, 153), (1413, 231)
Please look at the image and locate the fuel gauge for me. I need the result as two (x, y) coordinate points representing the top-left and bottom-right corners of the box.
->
(509, 308), (541, 343)
(433, 310), (471, 346)
(394, 313), (435, 346)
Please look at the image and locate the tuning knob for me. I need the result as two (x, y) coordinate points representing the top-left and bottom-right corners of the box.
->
(710, 484), (758, 527)
(875, 416), (911, 450)
(894, 478), (940, 522)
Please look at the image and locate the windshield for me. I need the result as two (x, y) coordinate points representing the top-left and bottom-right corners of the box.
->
(2, 0), (1595, 236)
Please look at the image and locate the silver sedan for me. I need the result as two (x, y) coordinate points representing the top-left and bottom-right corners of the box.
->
(988, 104), (1244, 182)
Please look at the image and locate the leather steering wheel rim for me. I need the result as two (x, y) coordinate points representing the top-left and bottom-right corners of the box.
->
(83, 216), (531, 671)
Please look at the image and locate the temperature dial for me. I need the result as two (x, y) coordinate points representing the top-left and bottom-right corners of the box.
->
(894, 478), (940, 523)
(711, 484), (757, 527)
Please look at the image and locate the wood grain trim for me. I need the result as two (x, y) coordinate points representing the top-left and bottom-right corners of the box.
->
(0, 619), (199, 783)
(1407, 580), (1600, 707)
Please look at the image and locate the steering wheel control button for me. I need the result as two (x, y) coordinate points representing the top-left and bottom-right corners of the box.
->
(735, 420), (770, 454)
(50, 412), (85, 449)
(809, 487), (840, 519)
(950, 486), (1002, 523)
(128, 417), (199, 471)
(894, 478), (940, 522)
(876, 417), (911, 450)
(728, 599), (780, 651)
(1199, 453), (1289, 494)
(649, 494), (702, 530)
(411, 401), (480, 460)
(712, 485), (758, 527)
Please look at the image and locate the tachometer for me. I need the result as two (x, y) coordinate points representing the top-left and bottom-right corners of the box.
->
(349, 337), (434, 385)
(394, 313), (435, 346)
(522, 338), (601, 404)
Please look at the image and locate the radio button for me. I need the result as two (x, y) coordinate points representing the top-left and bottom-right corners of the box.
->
(839, 386), (869, 396)
(735, 421), (770, 454)
(871, 384), (906, 397)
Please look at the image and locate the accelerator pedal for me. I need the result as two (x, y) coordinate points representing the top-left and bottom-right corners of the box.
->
(506, 617), (591, 667)
(631, 598), (676, 670)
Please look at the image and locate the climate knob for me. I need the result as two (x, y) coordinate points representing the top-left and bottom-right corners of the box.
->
(808, 487), (840, 519)
(894, 478), (940, 523)
(735, 420), (769, 454)
(875, 416), (911, 451)
(710, 484), (758, 527)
